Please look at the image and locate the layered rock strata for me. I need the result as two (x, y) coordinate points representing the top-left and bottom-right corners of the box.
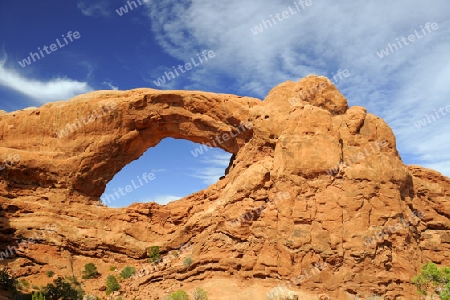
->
(1, 76), (449, 299)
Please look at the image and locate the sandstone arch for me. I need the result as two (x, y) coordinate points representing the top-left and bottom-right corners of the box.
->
(0, 89), (259, 201)
(0, 76), (449, 299)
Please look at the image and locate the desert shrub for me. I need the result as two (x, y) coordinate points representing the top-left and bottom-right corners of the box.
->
(32, 291), (46, 300)
(43, 277), (84, 300)
(46, 271), (55, 278)
(119, 266), (136, 279)
(192, 287), (208, 300)
(147, 246), (160, 263)
(105, 275), (120, 295)
(82, 263), (99, 279)
(183, 256), (193, 268)
(12, 294), (34, 300)
(0, 268), (17, 291)
(109, 266), (117, 271)
(20, 279), (30, 287)
(64, 275), (77, 283)
(165, 289), (189, 300)
(18, 279), (30, 291)
(412, 262), (450, 299)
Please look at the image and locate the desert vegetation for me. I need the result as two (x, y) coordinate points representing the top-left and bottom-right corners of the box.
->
(82, 263), (100, 279)
(147, 245), (161, 263)
(183, 256), (193, 268)
(43, 276), (84, 300)
(161, 288), (209, 300)
(105, 275), (120, 295)
(1, 267), (87, 300)
(0, 268), (17, 292)
(164, 289), (190, 300)
(31, 291), (46, 300)
(192, 287), (208, 300)
(119, 266), (136, 279)
(413, 262), (450, 299)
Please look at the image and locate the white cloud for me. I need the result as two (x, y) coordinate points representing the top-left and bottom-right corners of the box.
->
(422, 161), (450, 178)
(150, 168), (167, 173)
(191, 167), (227, 185)
(140, 195), (181, 205)
(143, 0), (450, 177)
(102, 81), (119, 90)
(77, 1), (110, 17)
(190, 152), (232, 184)
(0, 60), (93, 104)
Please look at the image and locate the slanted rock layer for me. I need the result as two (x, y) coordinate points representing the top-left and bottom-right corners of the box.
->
(1, 75), (449, 299)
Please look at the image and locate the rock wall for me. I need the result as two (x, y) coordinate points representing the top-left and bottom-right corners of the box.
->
(1, 75), (449, 299)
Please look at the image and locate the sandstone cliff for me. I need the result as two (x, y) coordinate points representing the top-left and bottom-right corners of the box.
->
(0, 75), (449, 299)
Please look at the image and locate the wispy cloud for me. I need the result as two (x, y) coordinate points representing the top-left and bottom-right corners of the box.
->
(190, 152), (232, 184)
(140, 195), (181, 205)
(143, 0), (450, 177)
(102, 81), (119, 90)
(0, 59), (93, 104)
(150, 168), (167, 173)
(77, 1), (110, 17)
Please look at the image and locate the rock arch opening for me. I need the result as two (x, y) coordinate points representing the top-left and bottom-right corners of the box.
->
(100, 137), (232, 207)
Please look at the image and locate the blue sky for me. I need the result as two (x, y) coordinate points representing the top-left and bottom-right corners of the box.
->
(0, 0), (449, 207)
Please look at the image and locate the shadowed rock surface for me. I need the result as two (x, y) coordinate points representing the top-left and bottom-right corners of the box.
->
(1, 75), (449, 299)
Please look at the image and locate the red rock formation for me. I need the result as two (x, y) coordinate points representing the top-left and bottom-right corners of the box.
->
(1, 75), (449, 299)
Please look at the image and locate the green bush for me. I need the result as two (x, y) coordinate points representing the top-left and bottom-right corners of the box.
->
(17, 279), (30, 293)
(64, 274), (82, 293)
(46, 271), (55, 278)
(147, 246), (161, 263)
(192, 287), (208, 300)
(22, 280), (29, 287)
(0, 268), (17, 291)
(105, 275), (120, 295)
(82, 263), (99, 279)
(412, 262), (450, 299)
(32, 291), (46, 300)
(183, 256), (193, 268)
(109, 266), (117, 271)
(119, 266), (136, 279)
(165, 289), (189, 300)
(43, 277), (84, 300)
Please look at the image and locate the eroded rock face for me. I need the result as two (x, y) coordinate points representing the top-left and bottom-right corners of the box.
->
(1, 75), (449, 299)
